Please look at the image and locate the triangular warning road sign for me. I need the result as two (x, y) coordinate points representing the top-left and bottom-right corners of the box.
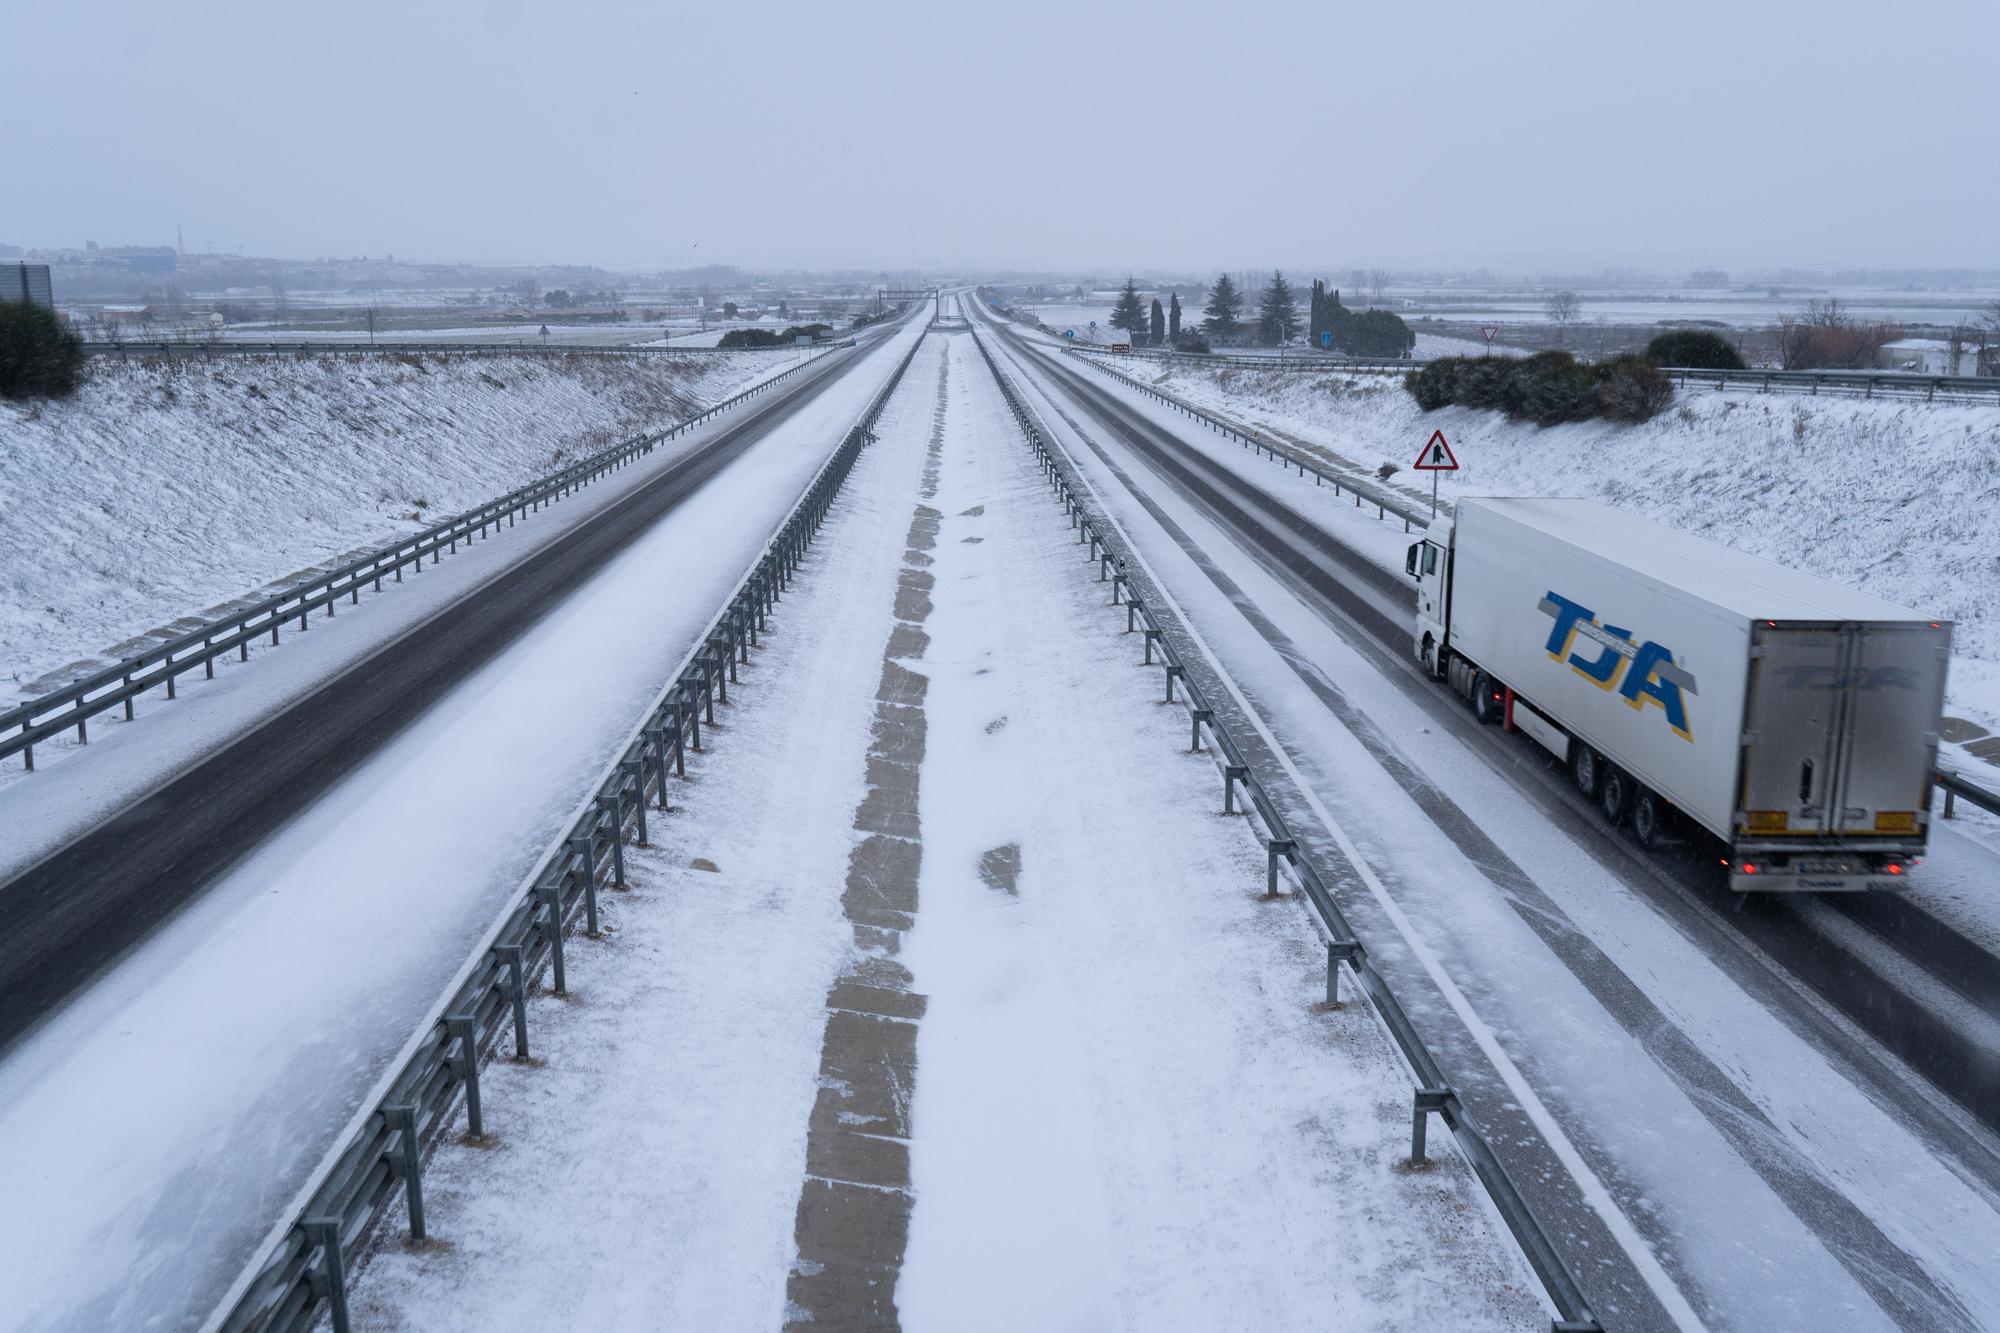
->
(1413, 429), (1459, 471)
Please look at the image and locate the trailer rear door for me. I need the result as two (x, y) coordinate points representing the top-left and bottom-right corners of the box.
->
(1739, 624), (1947, 839)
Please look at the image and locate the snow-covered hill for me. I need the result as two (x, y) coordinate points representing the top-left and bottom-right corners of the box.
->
(0, 351), (780, 703)
(1120, 362), (2000, 730)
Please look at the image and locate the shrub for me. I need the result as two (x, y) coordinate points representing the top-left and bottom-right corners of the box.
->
(1404, 348), (1673, 426)
(717, 327), (784, 348)
(1172, 331), (1210, 353)
(1646, 330), (1745, 370)
(1407, 357), (1462, 411)
(1342, 307), (1417, 358)
(1458, 357), (1514, 412)
(0, 302), (86, 401)
(1504, 351), (1593, 425)
(1594, 355), (1675, 423)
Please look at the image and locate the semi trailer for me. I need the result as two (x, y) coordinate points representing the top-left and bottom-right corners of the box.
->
(1407, 497), (1951, 891)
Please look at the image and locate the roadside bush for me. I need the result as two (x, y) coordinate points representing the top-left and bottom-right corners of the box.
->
(1405, 349), (1673, 426)
(717, 327), (784, 348)
(1457, 357), (1514, 412)
(1504, 351), (1594, 425)
(0, 302), (86, 401)
(1407, 357), (1462, 410)
(1172, 331), (1210, 353)
(1594, 354), (1675, 422)
(1646, 329), (1745, 370)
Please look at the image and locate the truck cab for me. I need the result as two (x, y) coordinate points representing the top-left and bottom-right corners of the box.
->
(1405, 520), (1453, 677)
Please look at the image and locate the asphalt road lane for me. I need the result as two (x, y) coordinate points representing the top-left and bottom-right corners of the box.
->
(0, 337), (881, 1054)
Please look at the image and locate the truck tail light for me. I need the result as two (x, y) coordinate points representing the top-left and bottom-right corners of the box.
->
(1741, 863), (1758, 875)
(1886, 864), (1903, 875)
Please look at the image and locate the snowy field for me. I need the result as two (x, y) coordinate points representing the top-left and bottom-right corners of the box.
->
(0, 349), (788, 705)
(1097, 360), (2000, 735)
(343, 330), (1547, 1331)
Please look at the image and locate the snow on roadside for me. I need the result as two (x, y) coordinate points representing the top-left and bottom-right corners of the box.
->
(1108, 359), (2000, 732)
(896, 335), (1542, 1329)
(339, 349), (926, 1332)
(0, 328), (923, 1333)
(338, 332), (1547, 1332)
(0, 349), (789, 703)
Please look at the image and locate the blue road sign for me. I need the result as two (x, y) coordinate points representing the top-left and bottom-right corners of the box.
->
(1321, 330), (1333, 349)
(1063, 329), (1075, 339)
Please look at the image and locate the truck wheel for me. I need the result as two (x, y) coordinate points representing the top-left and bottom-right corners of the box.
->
(1471, 673), (1500, 725)
(1421, 636), (1438, 678)
(1600, 767), (1630, 826)
(1632, 789), (1663, 848)
(1571, 744), (1600, 799)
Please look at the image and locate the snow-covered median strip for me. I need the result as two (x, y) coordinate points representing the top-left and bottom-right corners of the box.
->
(335, 328), (1555, 1330)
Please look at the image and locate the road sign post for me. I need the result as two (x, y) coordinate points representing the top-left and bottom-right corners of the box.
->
(1480, 324), (1499, 352)
(1412, 428), (1460, 520)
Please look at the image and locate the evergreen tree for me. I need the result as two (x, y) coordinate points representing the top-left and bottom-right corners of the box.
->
(1149, 298), (1165, 346)
(1168, 291), (1182, 341)
(1256, 270), (1299, 345)
(1203, 273), (1242, 342)
(1109, 276), (1148, 339)
(1308, 279), (1326, 345)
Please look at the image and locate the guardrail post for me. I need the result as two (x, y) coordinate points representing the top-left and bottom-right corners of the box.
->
(498, 940), (532, 1056)
(445, 1014), (483, 1136)
(386, 1104), (427, 1240)
(1943, 788), (1956, 819)
(1411, 1087), (1451, 1165)
(303, 1218), (352, 1333)
(1223, 764), (1248, 814)
(1111, 573), (1127, 606)
(1164, 664), (1182, 703)
(1190, 707), (1211, 752)
(570, 834), (602, 932)
(599, 796), (629, 885)
(1266, 838), (1296, 897)
(1142, 627), (1161, 664)
(536, 883), (567, 994)
(1325, 938), (1360, 1006)
(620, 761), (649, 843)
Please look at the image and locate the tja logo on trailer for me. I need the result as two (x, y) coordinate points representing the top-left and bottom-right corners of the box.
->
(1538, 592), (1700, 741)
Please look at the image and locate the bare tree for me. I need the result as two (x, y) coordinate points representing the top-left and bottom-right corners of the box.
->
(1367, 268), (1390, 304)
(1777, 298), (1901, 370)
(1545, 290), (1581, 343)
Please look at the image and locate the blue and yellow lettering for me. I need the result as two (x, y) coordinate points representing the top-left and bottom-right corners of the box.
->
(1541, 592), (1594, 660)
(1619, 641), (1694, 740)
(1568, 624), (1631, 690)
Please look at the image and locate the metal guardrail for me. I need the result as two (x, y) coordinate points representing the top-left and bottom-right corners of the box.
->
(208, 332), (924, 1333)
(85, 338), (853, 359)
(1939, 765), (2000, 821)
(973, 328), (1600, 1333)
(1660, 364), (2000, 402)
(1064, 346), (1437, 532)
(1067, 343), (1416, 375)
(1069, 342), (2000, 402)
(1, 346), (843, 773)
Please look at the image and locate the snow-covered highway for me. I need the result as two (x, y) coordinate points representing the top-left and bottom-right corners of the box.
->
(337, 316), (1553, 1331)
(974, 297), (2000, 1329)
(0, 318), (925, 1332)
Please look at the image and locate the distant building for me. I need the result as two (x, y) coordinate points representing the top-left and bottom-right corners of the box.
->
(98, 304), (153, 329)
(2, 262), (54, 309)
(1878, 337), (1984, 377)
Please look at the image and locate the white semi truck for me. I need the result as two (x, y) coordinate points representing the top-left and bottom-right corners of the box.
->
(1407, 498), (1950, 891)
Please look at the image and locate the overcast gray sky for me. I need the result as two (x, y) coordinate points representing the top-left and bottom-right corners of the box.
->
(5, 0), (1995, 274)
